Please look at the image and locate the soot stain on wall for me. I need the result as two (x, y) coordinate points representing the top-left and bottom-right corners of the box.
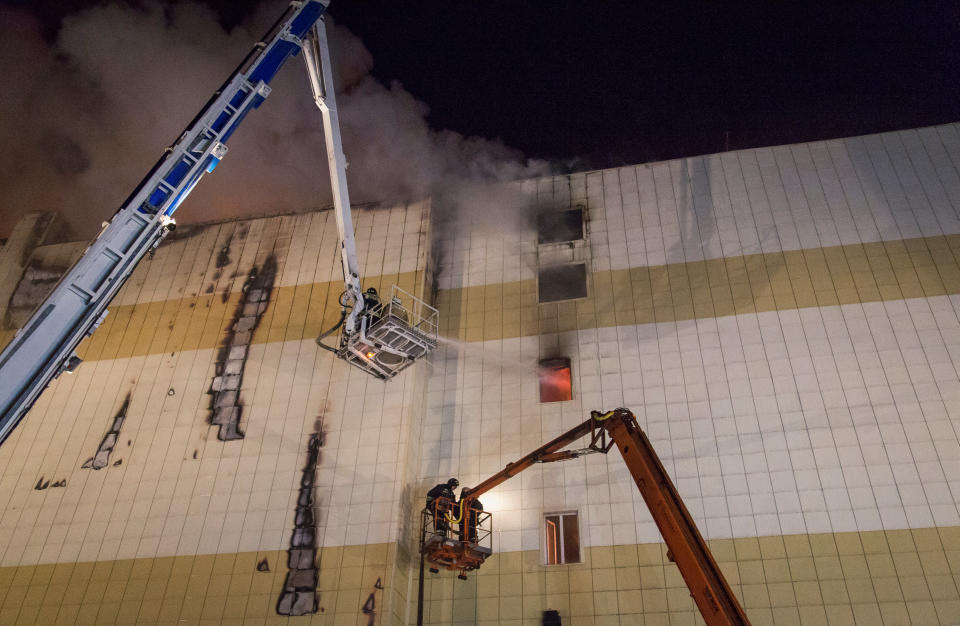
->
(206, 225), (248, 302)
(208, 255), (277, 441)
(34, 477), (66, 490)
(82, 392), (131, 470)
(277, 416), (325, 616)
(215, 232), (233, 273)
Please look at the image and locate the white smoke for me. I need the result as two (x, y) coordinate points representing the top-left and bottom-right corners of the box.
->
(0, 2), (548, 238)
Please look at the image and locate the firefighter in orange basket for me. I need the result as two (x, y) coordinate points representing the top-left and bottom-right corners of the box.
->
(458, 488), (484, 544)
(425, 478), (459, 537)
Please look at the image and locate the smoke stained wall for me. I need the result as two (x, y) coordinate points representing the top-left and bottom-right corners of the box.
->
(0, 1), (549, 239)
(208, 255), (277, 441)
(81, 392), (132, 469)
(277, 420), (325, 616)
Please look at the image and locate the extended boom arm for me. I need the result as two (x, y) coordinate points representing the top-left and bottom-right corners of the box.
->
(302, 20), (439, 380)
(301, 20), (365, 334)
(459, 409), (750, 626)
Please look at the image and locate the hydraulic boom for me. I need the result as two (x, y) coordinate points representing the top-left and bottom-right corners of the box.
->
(304, 22), (438, 380)
(423, 409), (750, 626)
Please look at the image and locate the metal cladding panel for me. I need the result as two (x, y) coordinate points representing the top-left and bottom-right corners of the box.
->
(164, 160), (192, 188)
(218, 107), (253, 144)
(211, 110), (232, 134)
(0, 216), (161, 439)
(247, 1), (327, 84)
(248, 40), (302, 84)
(228, 89), (248, 108)
(147, 188), (169, 209)
(290, 1), (328, 37)
(0, 257), (105, 425)
(165, 159), (214, 215)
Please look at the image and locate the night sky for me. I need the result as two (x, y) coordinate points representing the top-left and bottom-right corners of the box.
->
(332, 1), (960, 169)
(6, 0), (960, 170)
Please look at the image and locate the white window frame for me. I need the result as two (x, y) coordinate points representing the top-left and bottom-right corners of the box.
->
(542, 510), (582, 565)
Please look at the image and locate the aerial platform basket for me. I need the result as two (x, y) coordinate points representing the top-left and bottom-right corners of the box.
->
(337, 285), (439, 380)
(420, 498), (493, 579)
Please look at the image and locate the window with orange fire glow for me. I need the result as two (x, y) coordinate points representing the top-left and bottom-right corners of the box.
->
(539, 358), (572, 402)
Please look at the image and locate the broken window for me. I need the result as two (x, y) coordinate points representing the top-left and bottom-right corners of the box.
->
(539, 358), (572, 402)
(538, 263), (588, 303)
(544, 511), (581, 565)
(537, 207), (584, 244)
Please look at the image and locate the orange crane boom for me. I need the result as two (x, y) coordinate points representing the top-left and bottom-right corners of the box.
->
(425, 408), (750, 626)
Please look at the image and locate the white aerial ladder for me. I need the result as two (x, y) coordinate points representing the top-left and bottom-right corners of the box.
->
(302, 23), (438, 380)
(0, 0), (437, 448)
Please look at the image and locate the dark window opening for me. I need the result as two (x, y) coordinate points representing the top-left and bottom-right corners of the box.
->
(538, 263), (587, 303)
(539, 358), (572, 402)
(537, 208), (584, 244)
(545, 512), (580, 565)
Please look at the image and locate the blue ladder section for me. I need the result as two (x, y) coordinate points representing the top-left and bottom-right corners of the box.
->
(0, 1), (329, 447)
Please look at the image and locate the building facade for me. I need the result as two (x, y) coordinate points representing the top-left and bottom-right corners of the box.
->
(0, 123), (960, 624)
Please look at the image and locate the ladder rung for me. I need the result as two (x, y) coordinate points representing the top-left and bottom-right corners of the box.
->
(68, 283), (97, 302)
(103, 246), (125, 260)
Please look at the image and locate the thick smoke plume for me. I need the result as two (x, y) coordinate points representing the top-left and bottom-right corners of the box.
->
(0, 2), (548, 238)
